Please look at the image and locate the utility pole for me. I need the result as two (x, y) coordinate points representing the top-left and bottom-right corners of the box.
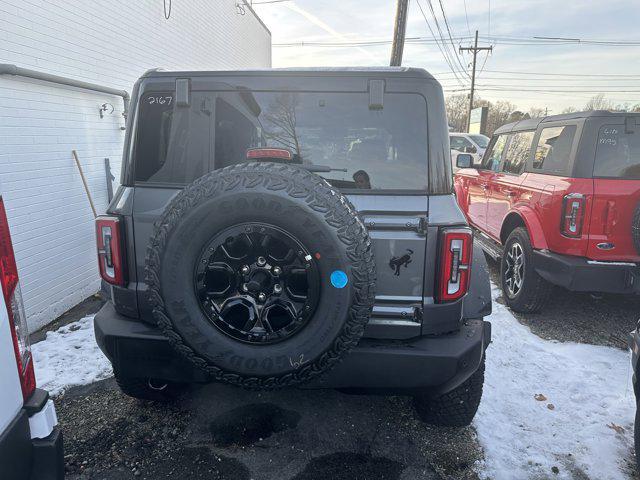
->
(390, 0), (409, 66)
(459, 30), (493, 131)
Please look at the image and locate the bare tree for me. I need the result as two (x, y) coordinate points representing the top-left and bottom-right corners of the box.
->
(528, 107), (547, 118)
(445, 94), (468, 132)
(584, 93), (614, 111)
(263, 93), (304, 158)
(444, 94), (557, 136)
(507, 111), (530, 123)
(480, 99), (518, 135)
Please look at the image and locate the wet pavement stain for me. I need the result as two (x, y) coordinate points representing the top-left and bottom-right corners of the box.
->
(209, 402), (301, 447)
(292, 452), (404, 480)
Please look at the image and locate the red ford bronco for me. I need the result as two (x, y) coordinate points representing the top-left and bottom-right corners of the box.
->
(454, 111), (640, 313)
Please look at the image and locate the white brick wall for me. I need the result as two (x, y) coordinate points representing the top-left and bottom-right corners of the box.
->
(0, 0), (271, 330)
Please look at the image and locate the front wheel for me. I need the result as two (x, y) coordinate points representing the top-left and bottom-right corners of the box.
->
(500, 227), (551, 314)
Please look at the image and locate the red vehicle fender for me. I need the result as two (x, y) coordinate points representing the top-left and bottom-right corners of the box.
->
(501, 206), (549, 250)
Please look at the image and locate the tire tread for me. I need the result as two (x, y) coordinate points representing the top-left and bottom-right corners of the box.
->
(144, 162), (376, 390)
(414, 358), (485, 427)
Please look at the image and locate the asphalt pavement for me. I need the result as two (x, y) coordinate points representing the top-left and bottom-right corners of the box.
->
(59, 378), (482, 480)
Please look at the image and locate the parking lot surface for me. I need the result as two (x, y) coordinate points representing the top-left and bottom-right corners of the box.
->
(59, 378), (482, 480)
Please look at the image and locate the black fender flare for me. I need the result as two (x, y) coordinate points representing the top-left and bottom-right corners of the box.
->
(463, 244), (492, 319)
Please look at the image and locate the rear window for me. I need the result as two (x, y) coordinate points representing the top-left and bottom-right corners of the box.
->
(533, 125), (576, 174)
(133, 90), (429, 191)
(594, 125), (640, 179)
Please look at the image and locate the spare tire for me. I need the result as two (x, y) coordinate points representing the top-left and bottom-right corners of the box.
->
(634, 203), (640, 255)
(145, 162), (376, 389)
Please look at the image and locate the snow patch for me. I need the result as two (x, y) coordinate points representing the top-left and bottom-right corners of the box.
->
(32, 316), (113, 396)
(475, 286), (636, 480)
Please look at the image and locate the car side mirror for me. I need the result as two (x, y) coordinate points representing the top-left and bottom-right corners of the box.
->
(456, 153), (473, 169)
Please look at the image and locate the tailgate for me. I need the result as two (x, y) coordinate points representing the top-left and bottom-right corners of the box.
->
(587, 119), (640, 261)
(587, 179), (640, 261)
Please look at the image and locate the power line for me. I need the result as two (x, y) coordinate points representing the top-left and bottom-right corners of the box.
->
(273, 36), (473, 47)
(423, 0), (470, 80)
(477, 50), (490, 77)
(414, 0), (467, 87)
(453, 69), (640, 78)
(251, 0), (290, 4)
(273, 35), (640, 48)
(436, 0), (470, 77)
(446, 87), (640, 93)
(462, 0), (471, 36)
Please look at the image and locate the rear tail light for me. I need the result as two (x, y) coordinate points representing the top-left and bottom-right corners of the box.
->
(437, 227), (473, 303)
(0, 197), (35, 399)
(96, 216), (125, 285)
(561, 193), (585, 238)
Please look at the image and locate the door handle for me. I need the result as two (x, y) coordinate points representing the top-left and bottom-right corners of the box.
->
(480, 184), (488, 191)
(505, 190), (516, 197)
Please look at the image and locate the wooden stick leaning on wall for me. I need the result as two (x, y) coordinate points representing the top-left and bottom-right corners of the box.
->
(72, 150), (98, 218)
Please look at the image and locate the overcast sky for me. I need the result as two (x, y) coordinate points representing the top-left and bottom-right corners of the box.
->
(252, 0), (640, 113)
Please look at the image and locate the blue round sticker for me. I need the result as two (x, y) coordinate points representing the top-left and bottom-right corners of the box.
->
(330, 270), (348, 289)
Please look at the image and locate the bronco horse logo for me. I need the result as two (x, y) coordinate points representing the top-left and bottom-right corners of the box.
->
(389, 249), (414, 276)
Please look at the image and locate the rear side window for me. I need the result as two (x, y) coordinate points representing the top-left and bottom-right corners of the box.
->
(502, 131), (534, 175)
(134, 92), (213, 184)
(481, 134), (508, 172)
(594, 125), (640, 179)
(533, 125), (576, 174)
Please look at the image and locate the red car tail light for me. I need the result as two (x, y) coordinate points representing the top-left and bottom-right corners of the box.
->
(561, 193), (585, 238)
(0, 197), (35, 399)
(437, 227), (473, 303)
(246, 148), (293, 161)
(96, 216), (125, 286)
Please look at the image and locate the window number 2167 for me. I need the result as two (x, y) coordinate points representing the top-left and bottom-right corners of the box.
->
(147, 96), (173, 106)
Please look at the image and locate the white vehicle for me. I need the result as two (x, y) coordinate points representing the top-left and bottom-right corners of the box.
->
(0, 196), (63, 480)
(450, 132), (490, 171)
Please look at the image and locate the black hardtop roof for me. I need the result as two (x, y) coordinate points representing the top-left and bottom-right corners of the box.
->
(494, 110), (640, 135)
(141, 66), (436, 81)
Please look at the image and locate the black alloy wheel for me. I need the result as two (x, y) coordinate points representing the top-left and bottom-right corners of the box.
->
(194, 223), (320, 345)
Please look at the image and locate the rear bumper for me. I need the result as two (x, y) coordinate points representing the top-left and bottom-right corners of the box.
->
(95, 301), (491, 395)
(533, 250), (640, 293)
(0, 392), (64, 480)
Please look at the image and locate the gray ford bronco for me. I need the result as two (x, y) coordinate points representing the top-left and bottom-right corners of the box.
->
(94, 67), (492, 426)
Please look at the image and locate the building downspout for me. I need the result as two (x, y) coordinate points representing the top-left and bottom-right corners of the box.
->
(0, 64), (130, 120)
